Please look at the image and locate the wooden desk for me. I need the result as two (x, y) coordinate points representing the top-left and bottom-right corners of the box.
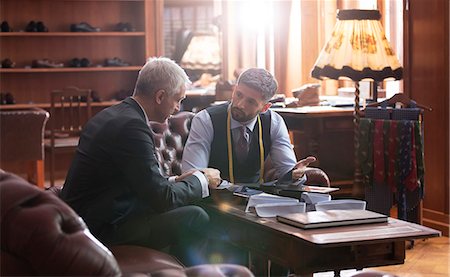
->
(202, 193), (440, 276)
(271, 106), (355, 196)
(182, 89), (216, 112)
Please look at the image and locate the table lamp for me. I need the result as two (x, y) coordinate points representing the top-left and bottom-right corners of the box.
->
(180, 33), (221, 72)
(310, 9), (403, 196)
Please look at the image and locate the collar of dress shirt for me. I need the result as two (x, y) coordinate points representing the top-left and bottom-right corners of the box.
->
(228, 103), (258, 131)
(130, 97), (150, 126)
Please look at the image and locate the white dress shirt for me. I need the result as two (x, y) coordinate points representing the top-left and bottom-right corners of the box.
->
(182, 104), (306, 184)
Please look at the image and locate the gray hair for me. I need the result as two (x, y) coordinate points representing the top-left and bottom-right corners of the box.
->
(133, 57), (190, 97)
(236, 68), (278, 101)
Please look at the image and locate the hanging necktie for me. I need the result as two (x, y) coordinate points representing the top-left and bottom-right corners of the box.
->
(373, 120), (385, 184)
(235, 126), (249, 163)
(387, 121), (398, 192)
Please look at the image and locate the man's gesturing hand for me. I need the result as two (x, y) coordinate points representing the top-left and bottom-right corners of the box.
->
(292, 156), (317, 180)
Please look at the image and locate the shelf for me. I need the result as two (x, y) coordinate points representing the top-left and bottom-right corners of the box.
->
(0, 0), (154, 107)
(0, 101), (120, 110)
(1, 0), (144, 1)
(0, 66), (142, 73)
(0, 32), (145, 37)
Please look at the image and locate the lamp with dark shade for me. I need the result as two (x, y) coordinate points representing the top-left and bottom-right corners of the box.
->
(310, 9), (403, 197)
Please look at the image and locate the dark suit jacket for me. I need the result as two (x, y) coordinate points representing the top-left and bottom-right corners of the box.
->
(61, 97), (203, 238)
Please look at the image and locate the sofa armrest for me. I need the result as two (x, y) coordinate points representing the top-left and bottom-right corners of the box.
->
(150, 263), (254, 277)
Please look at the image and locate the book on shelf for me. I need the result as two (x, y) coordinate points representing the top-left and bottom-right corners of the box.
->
(277, 209), (388, 229)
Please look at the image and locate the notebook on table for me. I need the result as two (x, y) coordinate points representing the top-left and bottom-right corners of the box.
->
(277, 209), (388, 229)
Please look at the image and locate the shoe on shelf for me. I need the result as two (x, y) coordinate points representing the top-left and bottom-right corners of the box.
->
(104, 57), (130, 67)
(32, 59), (64, 68)
(68, 58), (91, 67)
(114, 22), (135, 32)
(114, 89), (132, 101)
(36, 21), (48, 32)
(68, 58), (81, 67)
(0, 92), (15, 105)
(1, 58), (16, 68)
(1, 21), (12, 32)
(91, 90), (101, 102)
(70, 22), (100, 32)
(80, 58), (91, 67)
(25, 21), (37, 32)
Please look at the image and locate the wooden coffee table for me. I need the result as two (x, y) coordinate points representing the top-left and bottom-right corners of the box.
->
(200, 192), (441, 276)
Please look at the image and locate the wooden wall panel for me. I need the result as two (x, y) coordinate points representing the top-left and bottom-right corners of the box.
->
(404, 0), (449, 236)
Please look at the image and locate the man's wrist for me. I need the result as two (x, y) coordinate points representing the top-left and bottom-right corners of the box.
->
(193, 171), (209, 198)
(199, 169), (210, 184)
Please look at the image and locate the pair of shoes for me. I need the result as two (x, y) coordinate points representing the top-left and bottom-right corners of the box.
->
(32, 59), (64, 68)
(1, 21), (12, 32)
(104, 57), (130, 67)
(114, 89), (132, 100)
(1, 58), (15, 68)
(69, 58), (91, 67)
(114, 22), (135, 32)
(91, 90), (101, 102)
(25, 21), (48, 32)
(0, 92), (15, 105)
(76, 90), (101, 102)
(70, 22), (100, 32)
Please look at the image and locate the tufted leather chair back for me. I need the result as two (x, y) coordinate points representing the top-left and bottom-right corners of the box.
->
(149, 111), (330, 187)
(150, 111), (195, 176)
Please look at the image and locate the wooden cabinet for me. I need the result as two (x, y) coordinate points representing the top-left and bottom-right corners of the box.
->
(272, 107), (355, 197)
(404, 0), (449, 236)
(0, 0), (158, 107)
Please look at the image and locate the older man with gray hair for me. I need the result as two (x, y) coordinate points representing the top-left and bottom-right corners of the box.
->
(62, 57), (221, 266)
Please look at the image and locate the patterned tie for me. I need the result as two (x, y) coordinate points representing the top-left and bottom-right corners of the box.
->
(373, 120), (385, 184)
(235, 126), (249, 163)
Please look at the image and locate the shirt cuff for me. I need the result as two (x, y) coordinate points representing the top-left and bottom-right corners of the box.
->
(193, 170), (209, 198)
(168, 176), (177, 183)
(298, 173), (307, 184)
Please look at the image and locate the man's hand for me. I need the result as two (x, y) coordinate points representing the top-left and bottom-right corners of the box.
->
(174, 169), (197, 182)
(201, 168), (222, 188)
(292, 156), (317, 180)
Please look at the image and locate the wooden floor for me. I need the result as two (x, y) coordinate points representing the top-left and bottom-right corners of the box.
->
(315, 236), (450, 277)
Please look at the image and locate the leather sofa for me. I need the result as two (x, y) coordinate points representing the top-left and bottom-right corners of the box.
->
(150, 111), (330, 187)
(0, 170), (254, 276)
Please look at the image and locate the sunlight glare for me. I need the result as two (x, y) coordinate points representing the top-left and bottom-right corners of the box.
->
(239, 0), (273, 32)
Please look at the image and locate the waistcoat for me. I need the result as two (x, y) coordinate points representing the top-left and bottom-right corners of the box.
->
(206, 103), (272, 183)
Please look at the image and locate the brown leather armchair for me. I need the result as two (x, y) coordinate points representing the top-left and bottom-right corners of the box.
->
(150, 111), (330, 187)
(0, 170), (254, 276)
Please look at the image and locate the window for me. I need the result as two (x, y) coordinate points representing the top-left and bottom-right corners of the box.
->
(222, 0), (403, 97)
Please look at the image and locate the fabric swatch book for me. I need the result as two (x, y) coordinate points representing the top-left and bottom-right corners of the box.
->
(277, 209), (388, 229)
(244, 192), (300, 213)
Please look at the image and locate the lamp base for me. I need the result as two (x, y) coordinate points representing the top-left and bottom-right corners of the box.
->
(353, 82), (364, 199)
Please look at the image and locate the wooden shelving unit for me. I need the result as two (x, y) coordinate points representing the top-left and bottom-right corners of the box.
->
(0, 67), (142, 73)
(0, 0), (158, 107)
(0, 32), (146, 37)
